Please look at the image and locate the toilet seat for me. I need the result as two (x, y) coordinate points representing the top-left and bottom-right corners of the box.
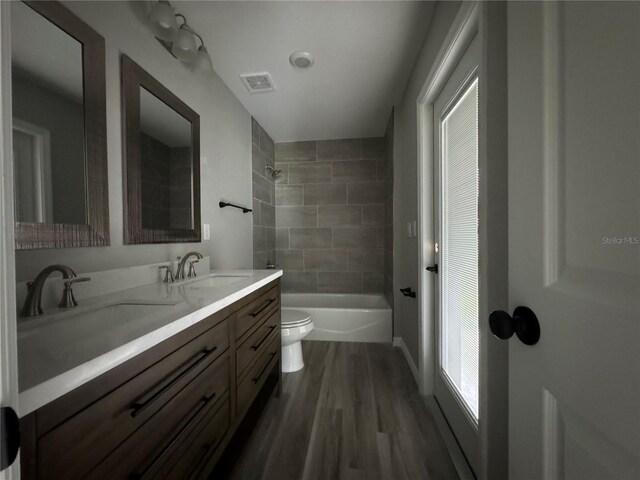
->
(281, 309), (312, 328)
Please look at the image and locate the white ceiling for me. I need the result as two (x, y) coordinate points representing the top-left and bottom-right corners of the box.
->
(176, 1), (435, 142)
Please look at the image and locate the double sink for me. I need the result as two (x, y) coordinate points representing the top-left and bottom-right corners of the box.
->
(18, 273), (251, 390)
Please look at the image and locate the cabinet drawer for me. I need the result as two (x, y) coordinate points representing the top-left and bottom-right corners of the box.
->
(37, 318), (229, 480)
(87, 356), (230, 480)
(237, 334), (280, 415)
(234, 285), (279, 341)
(236, 308), (280, 378)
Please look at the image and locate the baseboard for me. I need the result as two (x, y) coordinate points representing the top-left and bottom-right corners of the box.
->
(425, 396), (476, 480)
(393, 337), (419, 387)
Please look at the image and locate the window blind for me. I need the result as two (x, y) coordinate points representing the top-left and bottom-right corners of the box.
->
(440, 78), (479, 419)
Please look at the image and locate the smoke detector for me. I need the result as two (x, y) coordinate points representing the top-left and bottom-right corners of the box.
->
(239, 72), (275, 93)
(289, 51), (314, 70)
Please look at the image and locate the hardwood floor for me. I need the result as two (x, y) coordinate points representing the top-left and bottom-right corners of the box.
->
(213, 341), (459, 480)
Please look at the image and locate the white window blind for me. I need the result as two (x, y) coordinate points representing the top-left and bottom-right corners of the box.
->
(440, 78), (479, 419)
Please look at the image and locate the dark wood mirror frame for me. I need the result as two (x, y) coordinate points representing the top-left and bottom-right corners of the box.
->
(121, 55), (201, 244)
(15, 1), (109, 250)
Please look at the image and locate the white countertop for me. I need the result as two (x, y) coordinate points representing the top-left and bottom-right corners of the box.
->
(18, 269), (282, 417)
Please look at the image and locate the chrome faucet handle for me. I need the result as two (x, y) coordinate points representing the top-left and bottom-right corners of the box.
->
(266, 261), (279, 270)
(58, 277), (90, 309)
(159, 265), (175, 283)
(187, 260), (199, 278)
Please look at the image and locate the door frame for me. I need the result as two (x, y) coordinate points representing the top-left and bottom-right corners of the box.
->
(0, 1), (20, 478)
(416, 2), (508, 479)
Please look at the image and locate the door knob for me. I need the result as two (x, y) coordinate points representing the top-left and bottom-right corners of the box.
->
(426, 264), (438, 274)
(489, 306), (540, 345)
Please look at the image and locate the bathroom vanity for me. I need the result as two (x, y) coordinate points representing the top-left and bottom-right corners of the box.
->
(18, 271), (282, 479)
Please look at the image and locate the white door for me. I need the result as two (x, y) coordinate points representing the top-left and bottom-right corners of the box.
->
(433, 34), (480, 474)
(507, 2), (640, 479)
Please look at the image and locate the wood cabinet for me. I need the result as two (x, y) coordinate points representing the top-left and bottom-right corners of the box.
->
(20, 279), (281, 479)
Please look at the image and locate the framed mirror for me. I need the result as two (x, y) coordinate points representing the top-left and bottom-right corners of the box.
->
(121, 55), (201, 244)
(11, 1), (109, 249)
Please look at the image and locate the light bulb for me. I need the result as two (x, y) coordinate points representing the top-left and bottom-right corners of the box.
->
(148, 1), (178, 41)
(192, 46), (213, 72)
(171, 25), (197, 63)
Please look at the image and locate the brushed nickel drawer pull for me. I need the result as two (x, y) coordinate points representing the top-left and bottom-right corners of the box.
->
(252, 351), (277, 384)
(134, 392), (217, 480)
(130, 346), (217, 418)
(251, 324), (277, 351)
(249, 298), (275, 317)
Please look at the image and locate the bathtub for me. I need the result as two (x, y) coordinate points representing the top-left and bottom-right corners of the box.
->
(281, 293), (392, 343)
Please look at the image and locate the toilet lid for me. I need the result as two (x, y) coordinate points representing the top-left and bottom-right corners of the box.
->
(281, 309), (312, 328)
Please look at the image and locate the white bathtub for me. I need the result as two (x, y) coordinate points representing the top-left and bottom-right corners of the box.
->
(281, 293), (392, 343)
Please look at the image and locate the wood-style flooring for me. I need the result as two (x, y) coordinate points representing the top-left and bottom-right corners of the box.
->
(214, 341), (459, 480)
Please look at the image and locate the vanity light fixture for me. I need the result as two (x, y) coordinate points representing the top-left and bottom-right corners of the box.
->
(148, 1), (213, 72)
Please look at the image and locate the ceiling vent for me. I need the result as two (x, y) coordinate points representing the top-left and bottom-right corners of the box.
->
(239, 72), (275, 93)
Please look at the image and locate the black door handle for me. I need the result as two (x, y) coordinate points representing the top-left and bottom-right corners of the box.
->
(489, 306), (540, 345)
(1, 406), (20, 471)
(426, 264), (438, 274)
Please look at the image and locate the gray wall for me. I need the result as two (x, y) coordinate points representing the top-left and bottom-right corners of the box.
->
(274, 137), (386, 294)
(15, 1), (253, 282)
(251, 117), (276, 268)
(393, 2), (462, 363)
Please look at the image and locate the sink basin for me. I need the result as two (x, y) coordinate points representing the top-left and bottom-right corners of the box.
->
(18, 301), (183, 390)
(171, 274), (250, 289)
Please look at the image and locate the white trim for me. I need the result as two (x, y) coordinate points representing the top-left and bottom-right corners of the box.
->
(0, 1), (20, 478)
(392, 337), (419, 387)
(425, 396), (476, 480)
(416, 0), (479, 400)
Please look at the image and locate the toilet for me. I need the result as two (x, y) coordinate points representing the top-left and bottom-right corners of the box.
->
(280, 309), (314, 373)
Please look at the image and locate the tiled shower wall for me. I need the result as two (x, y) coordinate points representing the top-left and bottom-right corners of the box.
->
(252, 118), (276, 268)
(274, 138), (387, 293)
(383, 112), (394, 307)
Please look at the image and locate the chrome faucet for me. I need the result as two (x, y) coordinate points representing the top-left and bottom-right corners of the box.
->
(175, 252), (203, 280)
(21, 265), (90, 317)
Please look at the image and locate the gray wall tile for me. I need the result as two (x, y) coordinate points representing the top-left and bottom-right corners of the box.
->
(289, 162), (331, 184)
(282, 271), (318, 293)
(317, 139), (361, 161)
(333, 227), (379, 249)
(290, 227), (332, 249)
(362, 204), (384, 226)
(363, 272), (384, 292)
(253, 226), (265, 252)
(304, 183), (347, 205)
(276, 249), (304, 270)
(318, 272), (362, 293)
(259, 128), (275, 163)
(362, 137), (385, 160)
(252, 199), (261, 225)
(253, 172), (270, 203)
(252, 143), (267, 174)
(347, 183), (384, 204)
(251, 117), (260, 146)
(276, 228), (289, 249)
(265, 227), (276, 252)
(318, 205), (362, 227)
(275, 206), (317, 228)
(332, 160), (378, 183)
(348, 249), (384, 273)
(304, 249), (348, 271)
(275, 141), (316, 163)
(261, 202), (276, 226)
(276, 185), (304, 206)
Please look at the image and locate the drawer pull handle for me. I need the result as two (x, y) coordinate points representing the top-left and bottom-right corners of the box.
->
(130, 346), (217, 418)
(252, 351), (277, 384)
(189, 442), (214, 479)
(134, 392), (217, 480)
(249, 298), (276, 317)
(251, 324), (277, 351)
